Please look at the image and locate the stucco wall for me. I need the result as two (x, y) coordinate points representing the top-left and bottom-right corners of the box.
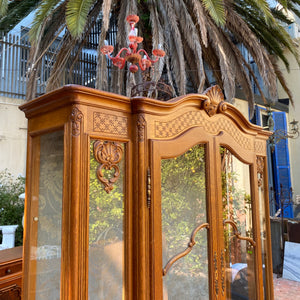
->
(276, 48), (300, 217)
(0, 96), (27, 177)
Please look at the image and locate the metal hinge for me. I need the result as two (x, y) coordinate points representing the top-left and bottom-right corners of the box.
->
(147, 168), (151, 208)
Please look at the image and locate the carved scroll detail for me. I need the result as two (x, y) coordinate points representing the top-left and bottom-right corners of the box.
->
(137, 114), (146, 142)
(221, 249), (225, 296)
(224, 219), (256, 247)
(0, 284), (21, 298)
(71, 107), (83, 136)
(214, 251), (219, 296)
(257, 156), (264, 188)
(162, 222), (209, 276)
(203, 85), (227, 117)
(93, 140), (123, 193)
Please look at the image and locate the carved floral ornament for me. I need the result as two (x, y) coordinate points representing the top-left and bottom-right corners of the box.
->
(256, 156), (264, 188)
(203, 85), (227, 117)
(93, 140), (123, 193)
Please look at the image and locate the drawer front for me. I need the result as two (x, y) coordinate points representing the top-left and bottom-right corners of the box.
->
(0, 261), (22, 278)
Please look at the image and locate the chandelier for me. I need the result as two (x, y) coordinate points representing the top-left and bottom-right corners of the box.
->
(100, 15), (165, 73)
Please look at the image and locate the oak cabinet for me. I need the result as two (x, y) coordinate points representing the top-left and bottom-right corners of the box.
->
(20, 85), (273, 299)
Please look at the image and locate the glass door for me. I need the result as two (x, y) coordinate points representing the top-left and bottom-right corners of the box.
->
(151, 130), (215, 300)
(28, 130), (64, 299)
(220, 147), (257, 300)
(161, 144), (209, 299)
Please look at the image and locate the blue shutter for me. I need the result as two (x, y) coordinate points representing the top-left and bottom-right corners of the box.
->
(272, 112), (294, 218)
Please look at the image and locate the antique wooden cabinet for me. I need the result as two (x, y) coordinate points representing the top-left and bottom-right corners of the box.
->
(20, 85), (273, 299)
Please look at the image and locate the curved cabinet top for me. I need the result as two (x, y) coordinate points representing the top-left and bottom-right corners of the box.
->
(19, 84), (271, 143)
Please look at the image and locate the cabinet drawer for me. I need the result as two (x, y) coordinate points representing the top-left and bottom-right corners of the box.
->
(0, 261), (22, 277)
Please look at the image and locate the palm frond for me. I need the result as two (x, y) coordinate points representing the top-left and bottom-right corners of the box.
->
(0, 0), (8, 17)
(176, 0), (205, 92)
(149, 0), (165, 83)
(109, 0), (129, 95)
(226, 4), (277, 100)
(206, 16), (236, 102)
(29, 0), (62, 43)
(201, 0), (225, 26)
(160, 0), (186, 94)
(190, 0), (208, 47)
(270, 55), (294, 106)
(249, 0), (274, 24)
(65, 0), (95, 38)
(95, 0), (113, 91)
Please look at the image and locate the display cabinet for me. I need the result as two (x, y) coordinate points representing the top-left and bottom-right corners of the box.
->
(20, 85), (273, 299)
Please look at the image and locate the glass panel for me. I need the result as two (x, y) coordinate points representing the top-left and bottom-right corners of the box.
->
(221, 147), (256, 300)
(35, 131), (64, 299)
(161, 144), (208, 299)
(257, 156), (267, 299)
(88, 140), (125, 299)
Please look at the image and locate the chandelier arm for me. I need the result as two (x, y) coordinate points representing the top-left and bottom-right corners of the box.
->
(138, 60), (146, 71)
(113, 47), (131, 58)
(137, 49), (159, 64)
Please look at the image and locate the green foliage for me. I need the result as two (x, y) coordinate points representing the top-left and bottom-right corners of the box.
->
(0, 170), (25, 246)
(65, 0), (95, 38)
(0, 0), (40, 33)
(89, 141), (124, 245)
(201, 0), (226, 26)
(161, 145), (207, 276)
(0, 0), (8, 17)
(29, 0), (61, 43)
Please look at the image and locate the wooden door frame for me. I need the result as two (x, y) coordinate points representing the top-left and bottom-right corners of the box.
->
(150, 127), (217, 299)
(214, 132), (264, 300)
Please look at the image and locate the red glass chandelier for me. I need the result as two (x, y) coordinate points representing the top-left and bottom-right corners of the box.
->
(100, 14), (165, 73)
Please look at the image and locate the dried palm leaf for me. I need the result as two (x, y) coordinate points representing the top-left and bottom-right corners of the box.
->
(149, 0), (165, 84)
(270, 55), (294, 106)
(206, 16), (236, 102)
(189, 0), (208, 47)
(176, 0), (205, 92)
(159, 0), (186, 94)
(225, 2), (278, 99)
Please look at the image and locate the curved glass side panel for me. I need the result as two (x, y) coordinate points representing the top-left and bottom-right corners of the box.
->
(221, 147), (256, 300)
(35, 131), (64, 299)
(88, 140), (125, 299)
(161, 144), (208, 299)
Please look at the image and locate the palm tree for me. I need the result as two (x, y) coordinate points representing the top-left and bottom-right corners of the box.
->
(0, 0), (40, 33)
(3, 0), (300, 111)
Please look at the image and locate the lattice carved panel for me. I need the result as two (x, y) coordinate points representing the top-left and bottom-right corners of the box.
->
(155, 111), (252, 150)
(254, 140), (266, 155)
(93, 112), (128, 136)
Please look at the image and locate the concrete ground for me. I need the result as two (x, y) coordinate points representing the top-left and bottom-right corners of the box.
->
(273, 274), (300, 299)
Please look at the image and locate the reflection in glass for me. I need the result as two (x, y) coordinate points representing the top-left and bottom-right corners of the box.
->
(161, 144), (208, 299)
(88, 140), (125, 299)
(221, 147), (256, 300)
(257, 156), (267, 299)
(35, 131), (64, 299)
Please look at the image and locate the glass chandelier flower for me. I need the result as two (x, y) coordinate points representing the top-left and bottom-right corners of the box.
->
(100, 15), (165, 73)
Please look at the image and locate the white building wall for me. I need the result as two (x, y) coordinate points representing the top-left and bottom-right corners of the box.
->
(0, 96), (27, 177)
(276, 47), (300, 215)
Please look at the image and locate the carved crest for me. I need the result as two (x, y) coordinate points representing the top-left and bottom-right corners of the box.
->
(203, 85), (227, 117)
(93, 140), (123, 193)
